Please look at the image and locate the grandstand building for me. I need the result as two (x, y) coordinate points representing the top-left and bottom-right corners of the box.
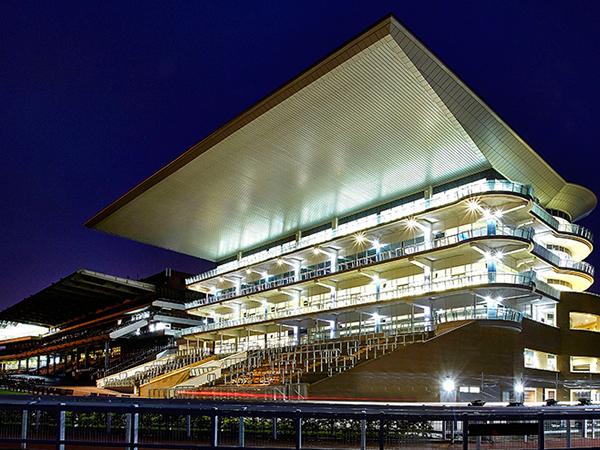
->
(0, 269), (207, 388)
(5, 16), (598, 402)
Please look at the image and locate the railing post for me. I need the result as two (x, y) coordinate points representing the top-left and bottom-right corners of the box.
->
(451, 419), (456, 444)
(57, 409), (65, 450)
(294, 416), (302, 450)
(272, 417), (278, 440)
(538, 417), (545, 450)
(125, 412), (131, 448)
(186, 415), (191, 438)
(565, 419), (571, 448)
(20, 409), (27, 450)
(131, 406), (139, 450)
(378, 418), (384, 450)
(360, 419), (367, 450)
(462, 418), (469, 450)
(238, 416), (245, 447)
(210, 414), (219, 447)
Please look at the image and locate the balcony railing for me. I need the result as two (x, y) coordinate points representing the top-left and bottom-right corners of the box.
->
(532, 243), (595, 277)
(187, 225), (534, 309)
(187, 179), (534, 284)
(189, 180), (592, 287)
(179, 271), (550, 337)
(435, 305), (523, 324)
(531, 203), (593, 243)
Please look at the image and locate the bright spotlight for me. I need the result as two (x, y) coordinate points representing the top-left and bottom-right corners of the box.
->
(276, 258), (284, 266)
(514, 382), (524, 393)
(442, 378), (455, 392)
(218, 276), (225, 283)
(371, 312), (381, 322)
(406, 218), (418, 229)
(495, 209), (504, 218)
(482, 208), (494, 220)
(312, 247), (321, 255)
(245, 269), (252, 275)
(261, 271), (269, 279)
(466, 198), (481, 213)
(353, 233), (367, 244)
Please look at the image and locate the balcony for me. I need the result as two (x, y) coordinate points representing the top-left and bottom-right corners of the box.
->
(435, 305), (523, 324)
(180, 271), (555, 337)
(532, 244), (595, 277)
(531, 203), (593, 243)
(189, 179), (592, 290)
(187, 224), (534, 309)
(187, 179), (534, 285)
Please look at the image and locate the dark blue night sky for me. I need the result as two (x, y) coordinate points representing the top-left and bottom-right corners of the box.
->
(1, 1), (599, 309)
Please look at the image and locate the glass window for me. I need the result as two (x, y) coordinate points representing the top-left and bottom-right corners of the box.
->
(570, 312), (600, 333)
(571, 356), (600, 373)
(524, 348), (558, 371)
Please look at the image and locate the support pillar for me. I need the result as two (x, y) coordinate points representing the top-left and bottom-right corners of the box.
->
(104, 341), (110, 371)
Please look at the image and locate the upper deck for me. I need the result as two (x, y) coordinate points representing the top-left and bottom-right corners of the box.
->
(86, 16), (596, 262)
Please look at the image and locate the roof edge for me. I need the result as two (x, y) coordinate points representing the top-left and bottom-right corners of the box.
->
(85, 14), (398, 229)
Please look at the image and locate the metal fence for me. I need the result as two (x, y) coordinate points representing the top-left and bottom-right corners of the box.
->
(2, 396), (600, 449)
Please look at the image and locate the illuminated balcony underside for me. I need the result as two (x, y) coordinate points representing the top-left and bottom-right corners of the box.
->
(187, 226), (591, 312)
(179, 272), (545, 338)
(188, 180), (592, 287)
(86, 17), (596, 262)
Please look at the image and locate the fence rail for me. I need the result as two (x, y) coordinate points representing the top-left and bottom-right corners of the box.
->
(3, 395), (600, 449)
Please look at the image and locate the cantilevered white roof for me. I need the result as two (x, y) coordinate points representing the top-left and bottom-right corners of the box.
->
(86, 16), (596, 262)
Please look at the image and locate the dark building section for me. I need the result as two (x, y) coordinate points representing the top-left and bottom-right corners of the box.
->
(303, 292), (600, 402)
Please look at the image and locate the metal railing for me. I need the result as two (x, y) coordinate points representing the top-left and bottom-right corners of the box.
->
(187, 179), (535, 284)
(435, 306), (523, 324)
(531, 203), (593, 242)
(180, 271), (547, 337)
(533, 243), (595, 277)
(3, 395), (600, 449)
(189, 224), (535, 309)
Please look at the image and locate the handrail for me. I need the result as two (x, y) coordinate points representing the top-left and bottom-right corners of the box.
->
(188, 180), (592, 289)
(532, 243), (595, 277)
(531, 203), (593, 242)
(187, 179), (533, 284)
(187, 224), (534, 308)
(435, 306), (523, 324)
(179, 271), (552, 337)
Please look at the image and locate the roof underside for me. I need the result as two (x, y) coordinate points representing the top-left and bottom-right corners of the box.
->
(0, 270), (155, 327)
(86, 16), (596, 262)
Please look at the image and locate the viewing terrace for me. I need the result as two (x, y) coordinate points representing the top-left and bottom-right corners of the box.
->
(187, 178), (593, 287)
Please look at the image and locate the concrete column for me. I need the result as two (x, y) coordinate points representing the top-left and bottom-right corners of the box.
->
(104, 341), (110, 370)
(330, 318), (338, 339)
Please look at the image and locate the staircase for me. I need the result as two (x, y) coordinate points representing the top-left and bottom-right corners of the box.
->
(186, 331), (431, 396)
